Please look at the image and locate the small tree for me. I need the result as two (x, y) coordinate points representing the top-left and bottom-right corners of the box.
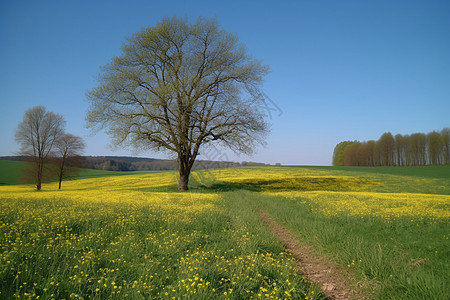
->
(54, 133), (86, 189)
(15, 106), (65, 190)
(87, 17), (269, 190)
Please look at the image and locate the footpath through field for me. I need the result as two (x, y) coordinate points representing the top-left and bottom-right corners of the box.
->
(258, 209), (365, 300)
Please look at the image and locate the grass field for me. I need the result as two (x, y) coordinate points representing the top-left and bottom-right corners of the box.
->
(0, 162), (449, 299)
(0, 161), (28, 185)
(0, 160), (161, 186)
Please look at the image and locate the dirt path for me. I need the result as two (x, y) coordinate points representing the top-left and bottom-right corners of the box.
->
(258, 209), (366, 300)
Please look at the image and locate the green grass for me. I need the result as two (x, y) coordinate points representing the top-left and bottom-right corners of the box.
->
(247, 193), (449, 299)
(0, 160), (28, 185)
(300, 165), (450, 179)
(0, 160), (161, 185)
(0, 164), (449, 299)
(74, 168), (162, 180)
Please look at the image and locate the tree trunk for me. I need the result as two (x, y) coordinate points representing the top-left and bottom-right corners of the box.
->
(36, 160), (43, 191)
(178, 171), (190, 190)
(178, 155), (191, 191)
(58, 156), (65, 190)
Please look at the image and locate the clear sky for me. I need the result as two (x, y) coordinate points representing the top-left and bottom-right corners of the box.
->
(1, 0), (449, 165)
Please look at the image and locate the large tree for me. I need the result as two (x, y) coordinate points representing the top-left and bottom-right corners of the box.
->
(86, 17), (269, 190)
(15, 106), (65, 190)
(53, 133), (86, 190)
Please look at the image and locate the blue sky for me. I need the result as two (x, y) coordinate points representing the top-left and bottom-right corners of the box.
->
(1, 0), (449, 165)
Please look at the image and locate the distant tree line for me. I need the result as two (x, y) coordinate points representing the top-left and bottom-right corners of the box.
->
(333, 128), (450, 166)
(83, 156), (267, 171)
(1, 156), (268, 172)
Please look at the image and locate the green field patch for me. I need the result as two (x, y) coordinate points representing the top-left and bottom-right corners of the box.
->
(301, 165), (450, 179)
(0, 160), (163, 186)
(0, 160), (28, 185)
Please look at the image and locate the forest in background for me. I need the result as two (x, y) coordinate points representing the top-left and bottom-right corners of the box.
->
(82, 156), (267, 171)
(333, 128), (450, 166)
(0, 156), (268, 172)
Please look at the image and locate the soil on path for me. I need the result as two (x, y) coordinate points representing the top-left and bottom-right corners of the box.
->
(258, 209), (367, 300)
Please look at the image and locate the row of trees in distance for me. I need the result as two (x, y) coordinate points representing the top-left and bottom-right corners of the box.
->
(15, 106), (85, 190)
(333, 128), (450, 166)
(83, 156), (267, 171)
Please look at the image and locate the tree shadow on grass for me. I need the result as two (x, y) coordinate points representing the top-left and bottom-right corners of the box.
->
(201, 180), (273, 192)
(198, 177), (376, 193)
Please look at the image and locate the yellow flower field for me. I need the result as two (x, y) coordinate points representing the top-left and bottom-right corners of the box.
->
(1, 166), (449, 299)
(263, 191), (450, 219)
(2, 165), (448, 221)
(0, 170), (324, 299)
(196, 167), (450, 219)
(0, 172), (220, 215)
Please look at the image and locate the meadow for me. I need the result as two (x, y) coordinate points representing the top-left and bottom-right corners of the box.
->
(0, 161), (449, 299)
